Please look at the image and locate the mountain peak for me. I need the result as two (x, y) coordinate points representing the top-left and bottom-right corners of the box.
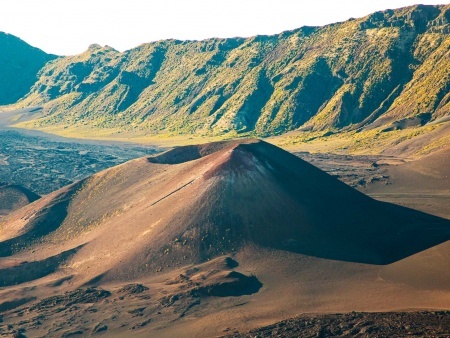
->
(88, 43), (102, 50)
(87, 43), (117, 52)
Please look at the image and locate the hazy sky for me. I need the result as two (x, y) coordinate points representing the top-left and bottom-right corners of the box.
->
(0, 0), (445, 55)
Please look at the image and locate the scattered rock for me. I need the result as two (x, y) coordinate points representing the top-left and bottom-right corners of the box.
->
(30, 288), (111, 311)
(223, 311), (450, 337)
(61, 330), (84, 337)
(93, 323), (108, 333)
(118, 283), (149, 294)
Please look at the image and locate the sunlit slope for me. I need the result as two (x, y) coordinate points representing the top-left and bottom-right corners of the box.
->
(1, 139), (449, 288)
(13, 5), (450, 141)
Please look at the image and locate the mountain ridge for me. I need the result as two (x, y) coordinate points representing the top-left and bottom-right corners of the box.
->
(2, 4), (450, 150)
(0, 32), (56, 105)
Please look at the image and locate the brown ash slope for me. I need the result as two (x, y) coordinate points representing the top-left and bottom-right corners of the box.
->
(0, 139), (448, 285)
(1, 140), (450, 337)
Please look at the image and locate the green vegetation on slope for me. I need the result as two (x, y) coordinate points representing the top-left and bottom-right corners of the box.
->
(7, 5), (450, 142)
(0, 33), (56, 105)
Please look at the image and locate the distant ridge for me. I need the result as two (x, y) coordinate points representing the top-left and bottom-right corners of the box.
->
(5, 4), (449, 142)
(0, 32), (56, 105)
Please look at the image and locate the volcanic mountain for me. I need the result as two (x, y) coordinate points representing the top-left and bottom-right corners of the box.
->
(1, 139), (449, 337)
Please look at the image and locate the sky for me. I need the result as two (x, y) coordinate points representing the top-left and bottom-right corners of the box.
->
(0, 0), (445, 55)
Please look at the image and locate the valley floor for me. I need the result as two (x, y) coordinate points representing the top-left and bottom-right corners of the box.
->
(296, 150), (450, 219)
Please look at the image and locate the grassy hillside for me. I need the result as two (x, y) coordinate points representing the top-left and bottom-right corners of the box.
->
(8, 5), (450, 147)
(0, 33), (56, 105)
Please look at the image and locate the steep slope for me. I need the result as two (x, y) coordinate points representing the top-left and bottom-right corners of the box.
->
(0, 139), (448, 269)
(0, 140), (449, 336)
(12, 4), (450, 143)
(0, 33), (56, 105)
(0, 183), (40, 217)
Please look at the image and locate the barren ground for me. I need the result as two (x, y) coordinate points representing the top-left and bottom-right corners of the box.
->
(0, 135), (448, 338)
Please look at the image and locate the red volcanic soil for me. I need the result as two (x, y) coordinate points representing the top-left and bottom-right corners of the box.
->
(0, 139), (449, 337)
